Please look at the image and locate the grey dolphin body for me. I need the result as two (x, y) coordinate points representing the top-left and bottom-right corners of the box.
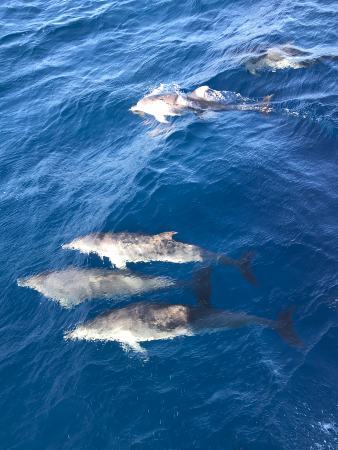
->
(17, 267), (175, 308)
(62, 231), (256, 285)
(130, 86), (272, 123)
(66, 295), (301, 353)
(245, 45), (338, 75)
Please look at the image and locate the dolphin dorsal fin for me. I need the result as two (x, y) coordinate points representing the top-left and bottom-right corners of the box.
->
(191, 85), (210, 99)
(263, 94), (273, 103)
(154, 114), (169, 123)
(157, 231), (177, 240)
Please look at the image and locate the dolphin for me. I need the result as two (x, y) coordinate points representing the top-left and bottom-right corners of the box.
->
(245, 45), (338, 75)
(130, 85), (272, 123)
(17, 267), (175, 308)
(65, 269), (301, 353)
(62, 231), (256, 285)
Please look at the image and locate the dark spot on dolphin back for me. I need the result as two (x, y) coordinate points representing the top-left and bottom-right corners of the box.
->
(160, 239), (178, 255)
(140, 304), (190, 331)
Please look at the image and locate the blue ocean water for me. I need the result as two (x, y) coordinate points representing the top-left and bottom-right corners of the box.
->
(1, 0), (338, 448)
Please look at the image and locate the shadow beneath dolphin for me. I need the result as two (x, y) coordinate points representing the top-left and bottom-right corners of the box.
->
(190, 267), (302, 348)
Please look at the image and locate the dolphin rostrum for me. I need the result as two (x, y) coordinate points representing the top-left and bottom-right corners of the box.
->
(65, 269), (301, 353)
(245, 44), (338, 75)
(62, 231), (256, 285)
(17, 267), (175, 308)
(130, 85), (272, 123)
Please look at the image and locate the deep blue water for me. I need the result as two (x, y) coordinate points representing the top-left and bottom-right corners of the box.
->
(1, 0), (338, 449)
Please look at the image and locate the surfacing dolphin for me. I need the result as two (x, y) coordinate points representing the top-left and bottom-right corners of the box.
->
(62, 231), (256, 285)
(17, 267), (175, 308)
(130, 85), (272, 123)
(65, 269), (301, 354)
(245, 44), (338, 75)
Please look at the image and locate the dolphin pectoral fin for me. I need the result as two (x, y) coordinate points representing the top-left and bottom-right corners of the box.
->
(154, 114), (169, 123)
(157, 231), (177, 240)
(237, 251), (257, 286)
(192, 267), (212, 307)
(121, 340), (148, 356)
(274, 306), (303, 348)
(218, 251), (256, 286)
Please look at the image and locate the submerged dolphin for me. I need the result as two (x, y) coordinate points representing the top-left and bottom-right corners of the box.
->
(65, 270), (301, 353)
(130, 85), (272, 123)
(62, 231), (256, 285)
(17, 267), (175, 308)
(245, 45), (338, 75)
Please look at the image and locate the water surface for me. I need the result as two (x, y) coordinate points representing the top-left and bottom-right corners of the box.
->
(1, 0), (338, 448)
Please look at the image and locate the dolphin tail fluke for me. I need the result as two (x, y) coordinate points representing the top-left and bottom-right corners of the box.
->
(192, 267), (212, 307)
(275, 306), (303, 348)
(237, 251), (257, 286)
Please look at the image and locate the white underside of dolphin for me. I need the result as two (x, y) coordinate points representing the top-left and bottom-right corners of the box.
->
(132, 95), (189, 123)
(130, 85), (219, 123)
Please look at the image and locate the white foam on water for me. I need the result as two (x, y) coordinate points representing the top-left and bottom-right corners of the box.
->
(148, 82), (181, 96)
(318, 421), (337, 434)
